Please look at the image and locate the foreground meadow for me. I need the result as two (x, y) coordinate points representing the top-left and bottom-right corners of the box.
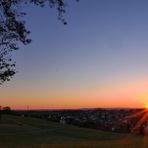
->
(0, 114), (147, 148)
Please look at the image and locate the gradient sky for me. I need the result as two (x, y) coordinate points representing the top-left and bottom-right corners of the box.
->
(1, 0), (148, 109)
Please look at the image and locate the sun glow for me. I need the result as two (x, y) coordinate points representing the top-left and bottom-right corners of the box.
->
(145, 103), (148, 109)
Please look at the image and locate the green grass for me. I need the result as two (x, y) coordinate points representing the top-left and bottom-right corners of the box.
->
(0, 114), (147, 148)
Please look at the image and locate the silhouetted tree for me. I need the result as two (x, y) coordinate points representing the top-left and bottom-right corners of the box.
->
(2, 106), (11, 114)
(0, 0), (78, 84)
(0, 106), (1, 122)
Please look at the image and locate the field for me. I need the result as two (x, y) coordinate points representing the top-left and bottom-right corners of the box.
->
(0, 114), (148, 148)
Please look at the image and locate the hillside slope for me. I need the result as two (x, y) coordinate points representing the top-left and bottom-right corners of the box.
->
(0, 114), (146, 148)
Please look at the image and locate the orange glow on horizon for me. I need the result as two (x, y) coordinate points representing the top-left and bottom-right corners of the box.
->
(145, 103), (148, 109)
(9, 98), (145, 110)
(1, 77), (148, 110)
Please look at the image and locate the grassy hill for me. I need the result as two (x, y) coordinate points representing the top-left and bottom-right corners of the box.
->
(0, 114), (147, 148)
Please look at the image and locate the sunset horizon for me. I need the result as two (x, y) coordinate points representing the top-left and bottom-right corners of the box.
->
(1, 1), (148, 147)
(1, 0), (148, 111)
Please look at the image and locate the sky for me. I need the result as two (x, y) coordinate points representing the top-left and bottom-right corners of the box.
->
(1, 0), (148, 109)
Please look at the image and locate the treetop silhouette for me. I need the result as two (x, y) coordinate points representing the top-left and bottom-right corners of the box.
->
(0, 0), (77, 84)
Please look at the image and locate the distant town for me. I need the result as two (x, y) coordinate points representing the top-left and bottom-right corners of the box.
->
(3, 107), (147, 135)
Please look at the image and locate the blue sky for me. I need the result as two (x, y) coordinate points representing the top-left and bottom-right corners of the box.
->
(1, 0), (148, 109)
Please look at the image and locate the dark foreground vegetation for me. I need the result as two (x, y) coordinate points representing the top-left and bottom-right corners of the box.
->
(0, 114), (148, 148)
